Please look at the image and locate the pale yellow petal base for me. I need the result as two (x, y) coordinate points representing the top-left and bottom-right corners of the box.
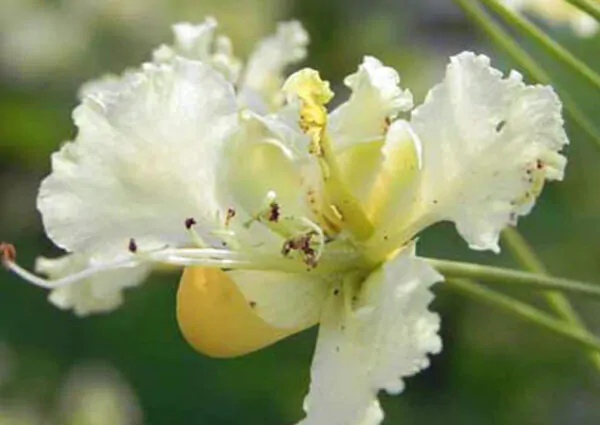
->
(176, 267), (296, 358)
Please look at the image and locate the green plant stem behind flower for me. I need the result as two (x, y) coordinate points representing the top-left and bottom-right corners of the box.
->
(445, 279), (600, 354)
(481, 0), (600, 92)
(454, 0), (600, 150)
(566, 0), (600, 22)
(428, 258), (600, 299)
(502, 228), (600, 374)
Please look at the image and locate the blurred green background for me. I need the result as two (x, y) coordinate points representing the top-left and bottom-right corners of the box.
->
(1, 0), (599, 424)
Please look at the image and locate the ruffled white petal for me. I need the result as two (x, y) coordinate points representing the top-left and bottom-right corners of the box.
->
(153, 18), (241, 82)
(77, 70), (139, 103)
(408, 52), (568, 252)
(228, 112), (312, 216)
(300, 249), (442, 425)
(36, 253), (150, 316)
(38, 58), (239, 255)
(239, 21), (309, 113)
(329, 56), (413, 151)
(227, 270), (331, 330)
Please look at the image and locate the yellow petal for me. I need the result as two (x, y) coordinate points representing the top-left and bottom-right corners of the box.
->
(176, 267), (296, 358)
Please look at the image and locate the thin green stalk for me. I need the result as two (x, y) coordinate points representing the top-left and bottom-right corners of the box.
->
(428, 258), (600, 299)
(446, 279), (600, 353)
(482, 0), (600, 91)
(454, 0), (600, 150)
(502, 228), (600, 372)
(566, 0), (600, 22)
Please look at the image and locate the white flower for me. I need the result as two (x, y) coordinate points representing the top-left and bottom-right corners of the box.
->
(501, 0), (598, 37)
(1, 18), (568, 425)
(152, 18), (309, 113)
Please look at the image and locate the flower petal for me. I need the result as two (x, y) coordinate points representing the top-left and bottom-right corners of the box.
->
(228, 113), (312, 219)
(227, 270), (331, 330)
(239, 21), (309, 113)
(38, 58), (239, 255)
(408, 52), (568, 252)
(153, 18), (242, 82)
(329, 56), (413, 151)
(300, 249), (442, 425)
(339, 119), (422, 232)
(36, 253), (150, 316)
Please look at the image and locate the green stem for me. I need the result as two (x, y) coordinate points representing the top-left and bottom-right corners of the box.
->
(428, 258), (600, 299)
(502, 228), (600, 372)
(454, 0), (600, 150)
(565, 0), (600, 22)
(446, 279), (600, 353)
(482, 0), (600, 92)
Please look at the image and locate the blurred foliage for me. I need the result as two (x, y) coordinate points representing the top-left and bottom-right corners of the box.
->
(0, 0), (599, 424)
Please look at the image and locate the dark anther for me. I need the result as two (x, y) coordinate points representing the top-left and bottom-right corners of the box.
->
(382, 116), (392, 133)
(249, 301), (257, 309)
(536, 159), (544, 169)
(128, 238), (138, 253)
(282, 231), (319, 268)
(226, 208), (236, 226)
(495, 120), (506, 133)
(333, 289), (340, 296)
(185, 218), (197, 229)
(268, 202), (281, 222)
(0, 243), (16, 267)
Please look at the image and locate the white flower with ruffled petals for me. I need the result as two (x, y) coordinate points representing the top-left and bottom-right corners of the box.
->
(1, 19), (568, 425)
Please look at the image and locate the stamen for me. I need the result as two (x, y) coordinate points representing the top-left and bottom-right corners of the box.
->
(3, 239), (356, 291)
(243, 191), (277, 229)
(184, 218), (206, 248)
(280, 217), (326, 268)
(268, 201), (280, 222)
(0, 242), (16, 268)
(225, 208), (236, 226)
(128, 238), (138, 253)
(143, 247), (341, 274)
(4, 254), (139, 289)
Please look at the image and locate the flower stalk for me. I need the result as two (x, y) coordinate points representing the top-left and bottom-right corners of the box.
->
(445, 278), (600, 354)
(480, 0), (600, 92)
(429, 258), (600, 299)
(565, 0), (600, 22)
(502, 228), (600, 374)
